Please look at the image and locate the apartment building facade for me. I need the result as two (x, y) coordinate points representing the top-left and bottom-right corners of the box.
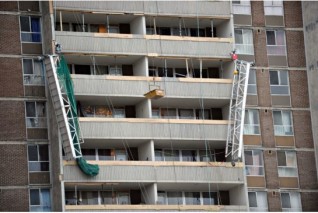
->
(233, 0), (318, 211)
(0, 0), (317, 212)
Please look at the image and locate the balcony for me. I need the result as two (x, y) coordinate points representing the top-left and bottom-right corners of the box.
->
(79, 117), (228, 140)
(55, 1), (231, 18)
(72, 75), (232, 100)
(63, 161), (244, 183)
(65, 204), (247, 212)
(55, 31), (233, 58)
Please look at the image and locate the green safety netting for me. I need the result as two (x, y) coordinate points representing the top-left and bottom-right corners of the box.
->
(56, 55), (99, 177)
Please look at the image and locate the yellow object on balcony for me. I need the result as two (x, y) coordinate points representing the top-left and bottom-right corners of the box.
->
(144, 89), (165, 99)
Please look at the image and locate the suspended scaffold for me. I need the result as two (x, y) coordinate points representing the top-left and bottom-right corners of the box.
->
(45, 55), (99, 177)
(225, 54), (252, 165)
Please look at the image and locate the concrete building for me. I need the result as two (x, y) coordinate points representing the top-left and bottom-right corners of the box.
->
(0, 0), (317, 212)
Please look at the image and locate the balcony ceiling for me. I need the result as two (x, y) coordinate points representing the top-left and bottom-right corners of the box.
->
(64, 182), (241, 191)
(76, 95), (230, 108)
(81, 139), (226, 150)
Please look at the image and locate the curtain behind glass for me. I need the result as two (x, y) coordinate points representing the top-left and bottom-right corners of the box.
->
(31, 18), (41, 42)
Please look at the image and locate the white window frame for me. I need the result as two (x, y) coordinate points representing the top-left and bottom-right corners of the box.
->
(25, 101), (47, 128)
(273, 110), (294, 136)
(248, 191), (268, 211)
(232, 0), (251, 15)
(20, 16), (42, 43)
(235, 28), (254, 55)
(277, 151), (298, 177)
(23, 58), (45, 85)
(269, 70), (290, 95)
(28, 144), (49, 172)
(281, 192), (302, 212)
(247, 69), (257, 95)
(29, 188), (51, 212)
(244, 109), (260, 135)
(264, 0), (284, 16)
(245, 150), (264, 176)
(266, 30), (286, 56)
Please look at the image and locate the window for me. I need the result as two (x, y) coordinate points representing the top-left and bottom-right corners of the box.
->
(199, 150), (215, 162)
(202, 192), (218, 205)
(248, 191), (268, 211)
(181, 150), (197, 162)
(270, 70), (289, 95)
(115, 150), (127, 161)
(157, 192), (167, 204)
(20, 16), (41, 42)
(28, 145), (49, 172)
(82, 149), (96, 160)
(25, 101), (47, 128)
(81, 191), (99, 205)
(179, 109), (194, 119)
(247, 69), (257, 95)
(30, 189), (51, 212)
(264, 0), (284, 16)
(161, 108), (177, 119)
(23, 59), (44, 85)
(108, 66), (122, 76)
(232, 0), (251, 15)
(118, 192), (130, 204)
(184, 192), (201, 205)
(277, 151), (298, 177)
(108, 26), (119, 34)
(167, 192), (183, 205)
(245, 150), (264, 176)
(164, 150), (179, 161)
(281, 192), (302, 212)
(244, 109), (260, 135)
(266, 30), (286, 55)
(113, 108), (125, 118)
(273, 110), (293, 136)
(235, 29), (254, 55)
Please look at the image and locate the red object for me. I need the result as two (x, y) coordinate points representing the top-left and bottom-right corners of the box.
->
(231, 53), (238, 60)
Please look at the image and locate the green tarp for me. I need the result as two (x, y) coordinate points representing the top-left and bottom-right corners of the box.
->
(56, 55), (99, 177)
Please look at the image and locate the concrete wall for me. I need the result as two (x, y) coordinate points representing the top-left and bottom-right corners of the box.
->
(130, 16), (144, 35)
(136, 99), (151, 118)
(302, 1), (318, 180)
(138, 140), (154, 161)
(133, 57), (148, 76)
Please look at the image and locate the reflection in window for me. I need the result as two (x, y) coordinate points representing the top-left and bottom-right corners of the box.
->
(277, 151), (297, 177)
(245, 150), (264, 176)
(269, 70), (289, 95)
(244, 109), (260, 135)
(273, 110), (293, 136)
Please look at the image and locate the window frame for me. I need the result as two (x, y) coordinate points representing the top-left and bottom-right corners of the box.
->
(23, 58), (45, 86)
(29, 188), (51, 211)
(281, 192), (302, 211)
(247, 69), (257, 95)
(264, 0), (284, 16)
(28, 144), (50, 172)
(232, 0), (251, 15)
(25, 101), (47, 128)
(266, 30), (287, 56)
(20, 16), (42, 43)
(244, 109), (260, 135)
(269, 70), (290, 95)
(248, 191), (268, 211)
(277, 151), (298, 177)
(273, 110), (294, 136)
(234, 28), (254, 55)
(244, 150), (264, 176)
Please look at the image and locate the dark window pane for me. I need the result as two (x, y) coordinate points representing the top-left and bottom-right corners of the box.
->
(30, 189), (40, 205)
(39, 145), (49, 161)
(270, 71), (279, 85)
(20, 16), (30, 32)
(31, 17), (40, 32)
(248, 192), (257, 207)
(235, 29), (243, 44)
(281, 193), (291, 208)
(266, 31), (276, 45)
(244, 151), (253, 165)
(273, 111), (283, 125)
(159, 27), (171, 35)
(26, 102), (36, 117)
(40, 162), (49, 171)
(202, 192), (218, 205)
(23, 59), (33, 74)
(28, 145), (38, 161)
(277, 151), (286, 166)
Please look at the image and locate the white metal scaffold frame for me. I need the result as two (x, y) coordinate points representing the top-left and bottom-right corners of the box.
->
(47, 55), (83, 159)
(225, 59), (251, 163)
